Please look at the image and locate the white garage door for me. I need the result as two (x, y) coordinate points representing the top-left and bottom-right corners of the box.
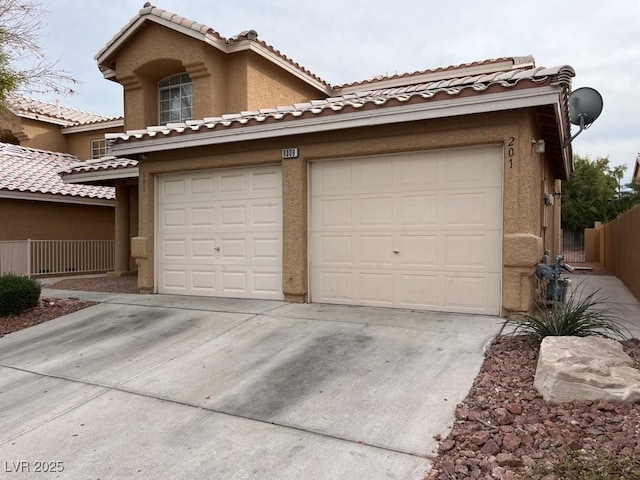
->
(310, 146), (502, 315)
(156, 165), (283, 300)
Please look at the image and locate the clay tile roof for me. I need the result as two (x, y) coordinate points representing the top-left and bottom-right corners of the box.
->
(335, 55), (537, 90)
(57, 156), (139, 176)
(109, 61), (575, 144)
(0, 143), (114, 200)
(95, 3), (329, 88)
(3, 94), (122, 127)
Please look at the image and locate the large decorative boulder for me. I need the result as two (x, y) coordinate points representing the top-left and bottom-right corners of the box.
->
(534, 336), (640, 403)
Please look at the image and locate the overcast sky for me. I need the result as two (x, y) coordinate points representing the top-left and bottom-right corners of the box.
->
(35, 0), (639, 181)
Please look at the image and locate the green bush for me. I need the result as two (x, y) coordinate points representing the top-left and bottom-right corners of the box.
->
(503, 286), (629, 346)
(0, 274), (41, 316)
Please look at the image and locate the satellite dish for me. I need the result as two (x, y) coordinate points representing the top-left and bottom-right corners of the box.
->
(568, 87), (603, 126)
(563, 87), (603, 147)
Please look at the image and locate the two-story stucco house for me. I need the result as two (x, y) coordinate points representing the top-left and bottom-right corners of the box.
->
(61, 3), (575, 316)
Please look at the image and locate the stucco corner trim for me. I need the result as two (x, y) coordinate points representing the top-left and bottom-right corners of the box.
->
(503, 233), (544, 267)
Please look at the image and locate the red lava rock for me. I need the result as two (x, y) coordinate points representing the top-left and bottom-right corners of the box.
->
(505, 402), (522, 415)
(456, 405), (469, 420)
(496, 452), (521, 468)
(470, 430), (491, 446)
(494, 407), (514, 425)
(480, 439), (500, 455)
(427, 336), (640, 480)
(502, 433), (521, 452)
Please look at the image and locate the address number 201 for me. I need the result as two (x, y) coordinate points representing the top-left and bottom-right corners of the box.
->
(507, 137), (515, 168)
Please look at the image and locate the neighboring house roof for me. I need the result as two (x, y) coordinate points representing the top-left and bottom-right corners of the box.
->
(0, 143), (114, 205)
(3, 94), (123, 130)
(95, 2), (329, 92)
(57, 156), (139, 185)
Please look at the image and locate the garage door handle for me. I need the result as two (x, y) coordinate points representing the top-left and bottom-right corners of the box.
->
(393, 249), (399, 254)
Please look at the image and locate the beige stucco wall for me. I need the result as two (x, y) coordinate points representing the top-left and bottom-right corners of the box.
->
(130, 108), (556, 315)
(110, 23), (326, 131)
(0, 199), (114, 240)
(0, 116), (68, 152)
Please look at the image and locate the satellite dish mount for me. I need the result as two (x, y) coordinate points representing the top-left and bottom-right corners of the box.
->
(563, 87), (603, 147)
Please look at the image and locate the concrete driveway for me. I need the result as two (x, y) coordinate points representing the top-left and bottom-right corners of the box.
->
(0, 291), (502, 479)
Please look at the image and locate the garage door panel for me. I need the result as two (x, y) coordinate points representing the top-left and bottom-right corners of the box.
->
(442, 231), (501, 270)
(313, 197), (353, 228)
(358, 235), (394, 266)
(398, 235), (438, 267)
(161, 208), (187, 229)
(358, 160), (393, 191)
(192, 270), (216, 290)
(358, 196), (393, 227)
(311, 234), (353, 265)
(311, 162), (353, 195)
(191, 239), (217, 259)
(312, 270), (353, 302)
(396, 274), (438, 308)
(443, 149), (502, 188)
(444, 273), (500, 313)
(311, 147), (502, 314)
(397, 155), (438, 187)
(191, 176), (215, 195)
(358, 272), (393, 305)
(443, 188), (502, 228)
(161, 178), (186, 198)
(157, 166), (283, 300)
(398, 195), (437, 226)
(191, 208), (215, 227)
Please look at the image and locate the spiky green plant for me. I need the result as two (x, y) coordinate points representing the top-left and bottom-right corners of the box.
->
(503, 287), (629, 345)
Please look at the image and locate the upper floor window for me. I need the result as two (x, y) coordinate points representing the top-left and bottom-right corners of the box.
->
(91, 139), (107, 159)
(158, 73), (192, 124)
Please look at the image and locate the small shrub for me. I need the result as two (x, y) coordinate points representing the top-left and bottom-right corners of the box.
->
(0, 273), (41, 316)
(503, 286), (629, 346)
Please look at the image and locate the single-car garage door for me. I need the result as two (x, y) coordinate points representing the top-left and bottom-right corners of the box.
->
(310, 146), (502, 315)
(156, 165), (283, 300)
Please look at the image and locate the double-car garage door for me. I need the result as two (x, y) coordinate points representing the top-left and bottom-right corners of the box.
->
(156, 146), (502, 314)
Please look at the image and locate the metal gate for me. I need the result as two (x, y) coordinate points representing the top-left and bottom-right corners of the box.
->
(562, 230), (585, 263)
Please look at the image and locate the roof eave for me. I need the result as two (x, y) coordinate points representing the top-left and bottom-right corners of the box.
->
(96, 15), (226, 71)
(59, 167), (139, 185)
(62, 119), (125, 135)
(0, 189), (115, 207)
(111, 85), (565, 156)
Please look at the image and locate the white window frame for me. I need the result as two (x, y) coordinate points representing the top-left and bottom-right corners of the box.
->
(158, 73), (193, 125)
(91, 139), (107, 159)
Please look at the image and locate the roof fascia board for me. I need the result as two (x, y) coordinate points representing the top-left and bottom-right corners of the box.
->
(14, 111), (74, 127)
(111, 86), (562, 156)
(62, 119), (125, 135)
(554, 101), (572, 179)
(336, 60), (525, 94)
(227, 41), (330, 94)
(97, 16), (227, 66)
(0, 190), (114, 207)
(60, 168), (139, 184)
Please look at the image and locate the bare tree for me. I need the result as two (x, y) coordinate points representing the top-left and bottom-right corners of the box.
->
(0, 0), (78, 100)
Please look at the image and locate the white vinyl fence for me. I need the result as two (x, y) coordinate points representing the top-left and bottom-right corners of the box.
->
(0, 240), (114, 277)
